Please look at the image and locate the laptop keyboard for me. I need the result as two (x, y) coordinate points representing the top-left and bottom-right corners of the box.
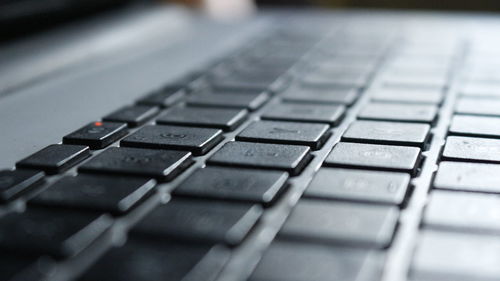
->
(2, 11), (500, 281)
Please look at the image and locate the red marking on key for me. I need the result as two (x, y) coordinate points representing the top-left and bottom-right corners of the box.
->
(94, 122), (103, 126)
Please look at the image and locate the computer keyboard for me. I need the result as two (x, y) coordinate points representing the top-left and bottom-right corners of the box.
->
(2, 10), (500, 281)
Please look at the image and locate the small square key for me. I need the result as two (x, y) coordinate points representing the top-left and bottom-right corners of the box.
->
(186, 91), (269, 111)
(237, 120), (330, 149)
(79, 147), (193, 181)
(103, 105), (159, 127)
(449, 115), (500, 138)
(342, 120), (431, 148)
(63, 121), (128, 149)
(174, 167), (288, 205)
(156, 106), (248, 131)
(17, 144), (90, 174)
(208, 142), (311, 176)
(325, 142), (422, 176)
(282, 86), (358, 106)
(121, 125), (223, 156)
(261, 103), (345, 125)
(442, 136), (500, 163)
(359, 102), (438, 123)
(136, 85), (185, 107)
(0, 170), (44, 202)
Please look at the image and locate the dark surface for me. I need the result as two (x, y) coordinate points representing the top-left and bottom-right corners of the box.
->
(358, 102), (438, 123)
(103, 105), (159, 127)
(261, 103), (345, 125)
(0, 169), (44, 201)
(282, 85), (359, 105)
(16, 144), (90, 174)
(156, 106), (248, 131)
(136, 86), (185, 108)
(63, 121), (128, 149)
(186, 91), (270, 111)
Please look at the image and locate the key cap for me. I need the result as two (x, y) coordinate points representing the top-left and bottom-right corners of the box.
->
(381, 75), (447, 89)
(237, 120), (330, 149)
(434, 162), (500, 193)
(131, 199), (262, 245)
(63, 121), (127, 149)
(370, 88), (443, 104)
(210, 72), (287, 93)
(411, 230), (500, 281)
(280, 199), (398, 248)
(103, 105), (159, 127)
(305, 168), (410, 205)
(358, 102), (438, 123)
(0, 254), (55, 281)
(16, 144), (90, 174)
(460, 82), (500, 98)
(282, 86), (358, 106)
(325, 142), (422, 176)
(0, 170), (44, 202)
(121, 125), (223, 156)
(449, 115), (500, 138)
(79, 147), (193, 181)
(156, 106), (248, 131)
(424, 191), (500, 233)
(442, 136), (500, 163)
(79, 239), (229, 281)
(30, 175), (156, 215)
(186, 91), (269, 111)
(0, 208), (112, 258)
(174, 167), (288, 205)
(249, 241), (384, 281)
(208, 142), (311, 176)
(342, 120), (431, 148)
(455, 97), (500, 117)
(300, 70), (368, 88)
(136, 85), (185, 107)
(261, 103), (345, 125)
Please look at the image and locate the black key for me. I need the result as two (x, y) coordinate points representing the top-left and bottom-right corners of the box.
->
(261, 103), (345, 125)
(449, 115), (500, 138)
(80, 239), (229, 281)
(371, 88), (443, 104)
(208, 141), (311, 176)
(174, 167), (288, 205)
(136, 85), (185, 107)
(455, 97), (500, 117)
(358, 102), (438, 123)
(442, 136), (500, 163)
(30, 175), (156, 215)
(282, 86), (358, 106)
(237, 120), (330, 149)
(103, 105), (159, 127)
(279, 199), (398, 248)
(131, 199), (262, 245)
(0, 170), (44, 202)
(249, 241), (384, 281)
(434, 162), (500, 193)
(0, 208), (112, 258)
(424, 191), (500, 233)
(63, 121), (127, 149)
(186, 91), (269, 111)
(16, 144), (90, 174)
(121, 125), (223, 156)
(0, 254), (55, 281)
(325, 142), (422, 176)
(304, 168), (410, 205)
(156, 106), (248, 131)
(79, 147), (193, 181)
(342, 120), (431, 148)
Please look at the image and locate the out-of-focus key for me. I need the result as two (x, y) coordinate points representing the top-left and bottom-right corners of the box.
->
(371, 88), (443, 104)
(186, 91), (269, 111)
(0, 170), (44, 202)
(282, 86), (358, 106)
(156, 106), (248, 131)
(103, 105), (159, 127)
(434, 162), (500, 193)
(359, 102), (438, 123)
(136, 85), (185, 107)
(449, 115), (500, 138)
(261, 103), (345, 125)
(16, 144), (90, 174)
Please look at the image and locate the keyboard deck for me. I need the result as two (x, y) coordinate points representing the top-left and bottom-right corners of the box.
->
(1, 10), (500, 281)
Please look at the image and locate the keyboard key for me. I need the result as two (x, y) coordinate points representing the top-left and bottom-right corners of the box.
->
(208, 141), (311, 176)
(237, 120), (330, 149)
(0, 170), (44, 202)
(342, 120), (431, 148)
(0, 254), (55, 281)
(325, 142), (422, 176)
(79, 147), (193, 181)
(460, 82), (500, 98)
(121, 125), (223, 156)
(131, 199), (262, 245)
(455, 97), (500, 117)
(186, 91), (269, 111)
(411, 230), (500, 281)
(282, 86), (358, 106)
(449, 115), (500, 138)
(370, 88), (443, 104)
(424, 191), (500, 233)
(103, 105), (159, 127)
(434, 162), (500, 193)
(156, 106), (248, 131)
(358, 102), (438, 123)
(0, 208), (112, 258)
(304, 168), (410, 205)
(249, 241), (384, 281)
(300, 70), (368, 88)
(30, 175), (156, 215)
(16, 144), (90, 174)
(280, 199), (398, 248)
(80, 239), (229, 281)
(261, 103), (345, 125)
(174, 167), (288, 205)
(136, 85), (185, 107)
(210, 72), (286, 92)
(63, 121), (127, 149)
(442, 136), (500, 163)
